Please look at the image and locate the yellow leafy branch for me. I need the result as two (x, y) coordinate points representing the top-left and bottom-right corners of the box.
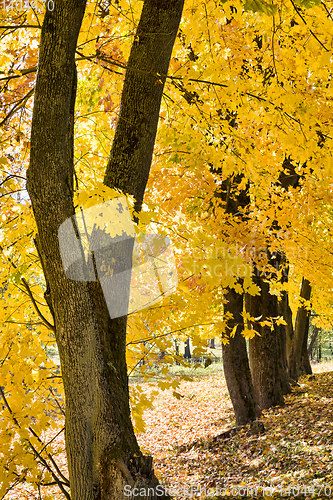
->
(0, 244), (55, 331)
(0, 88), (34, 128)
(0, 386), (70, 498)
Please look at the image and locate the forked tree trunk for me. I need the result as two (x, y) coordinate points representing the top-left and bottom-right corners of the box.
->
(26, 1), (184, 498)
(288, 278), (311, 381)
(222, 287), (261, 425)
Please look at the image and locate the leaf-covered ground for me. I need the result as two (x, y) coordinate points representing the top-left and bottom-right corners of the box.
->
(136, 362), (333, 499)
(5, 361), (333, 499)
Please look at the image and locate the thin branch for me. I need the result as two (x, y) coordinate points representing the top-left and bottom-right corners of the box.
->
(0, 386), (70, 498)
(127, 321), (223, 346)
(28, 426), (70, 487)
(0, 173), (26, 182)
(75, 50), (125, 75)
(0, 24), (41, 29)
(2, 320), (47, 326)
(0, 88), (34, 127)
(0, 345), (13, 368)
(0, 244), (55, 331)
(2, 231), (34, 251)
(128, 342), (156, 376)
(76, 49), (229, 88)
(0, 478), (22, 500)
(290, 0), (329, 51)
(167, 75), (228, 88)
(21, 276), (55, 331)
(321, 1), (333, 21)
(0, 66), (37, 82)
(48, 386), (66, 417)
(203, 2), (215, 63)
(272, 15), (279, 84)
(0, 189), (24, 200)
(30, 4), (42, 28)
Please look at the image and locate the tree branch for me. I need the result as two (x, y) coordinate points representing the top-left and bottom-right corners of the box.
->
(0, 88), (34, 127)
(0, 66), (37, 82)
(0, 243), (55, 331)
(0, 24), (41, 29)
(0, 386), (70, 498)
(21, 276), (55, 331)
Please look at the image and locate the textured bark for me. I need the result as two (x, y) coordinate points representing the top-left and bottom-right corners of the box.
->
(222, 287), (261, 425)
(104, 0), (183, 211)
(247, 271), (288, 409)
(288, 278), (311, 381)
(26, 1), (184, 498)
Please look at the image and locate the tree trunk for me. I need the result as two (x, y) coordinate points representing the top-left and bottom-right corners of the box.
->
(222, 287), (261, 425)
(308, 324), (319, 360)
(278, 289), (294, 358)
(317, 332), (322, 362)
(216, 175), (261, 423)
(288, 278), (311, 381)
(247, 270), (288, 409)
(300, 313), (312, 375)
(184, 338), (191, 359)
(277, 319), (292, 394)
(26, 1), (184, 498)
(175, 340), (180, 365)
(277, 288), (297, 387)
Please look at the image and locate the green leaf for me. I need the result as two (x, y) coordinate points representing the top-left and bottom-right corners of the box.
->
(243, 0), (278, 15)
(294, 0), (321, 7)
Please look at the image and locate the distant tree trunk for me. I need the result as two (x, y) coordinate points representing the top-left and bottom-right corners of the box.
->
(277, 285), (298, 387)
(318, 334), (322, 362)
(300, 313), (312, 375)
(247, 264), (289, 409)
(210, 338), (215, 349)
(278, 288), (294, 358)
(174, 340), (180, 365)
(26, 0), (184, 497)
(184, 338), (191, 359)
(308, 325), (319, 360)
(276, 264), (294, 391)
(277, 319), (292, 393)
(288, 278), (311, 381)
(222, 287), (261, 425)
